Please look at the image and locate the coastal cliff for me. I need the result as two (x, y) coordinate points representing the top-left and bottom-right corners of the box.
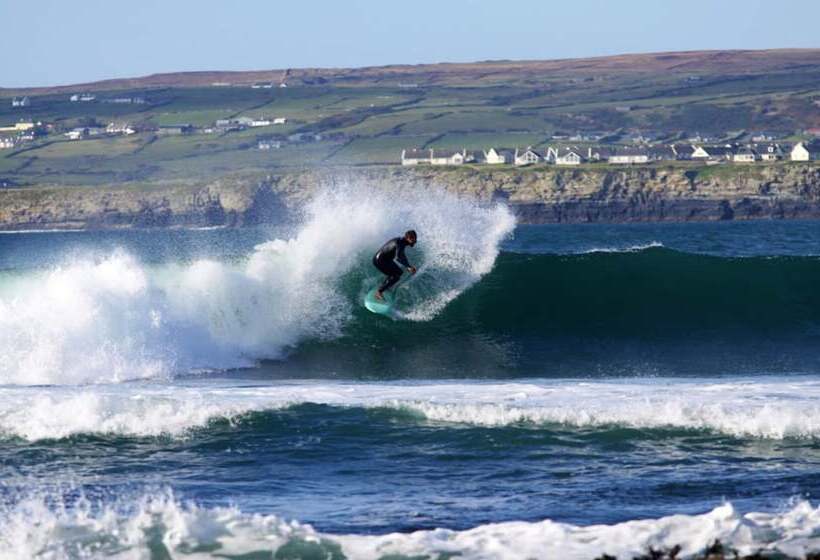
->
(1, 163), (819, 230)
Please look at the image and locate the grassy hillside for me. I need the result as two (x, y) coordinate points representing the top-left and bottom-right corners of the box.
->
(0, 49), (818, 188)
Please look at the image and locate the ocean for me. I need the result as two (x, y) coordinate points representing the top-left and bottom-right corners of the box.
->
(1, 187), (820, 559)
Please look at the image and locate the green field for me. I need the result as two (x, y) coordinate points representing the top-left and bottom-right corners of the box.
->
(1, 51), (818, 187)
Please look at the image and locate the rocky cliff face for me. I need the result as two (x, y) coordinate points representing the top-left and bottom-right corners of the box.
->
(1, 164), (819, 230)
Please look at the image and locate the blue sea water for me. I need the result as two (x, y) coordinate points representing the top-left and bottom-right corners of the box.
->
(1, 189), (820, 558)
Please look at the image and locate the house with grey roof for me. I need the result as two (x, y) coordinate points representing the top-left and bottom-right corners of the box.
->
(609, 147), (650, 165)
(430, 149), (468, 165)
(514, 147), (541, 166)
(555, 147), (585, 166)
(401, 148), (432, 165)
(733, 147), (759, 163)
(672, 145), (696, 160)
(755, 143), (784, 161)
(692, 145), (736, 161)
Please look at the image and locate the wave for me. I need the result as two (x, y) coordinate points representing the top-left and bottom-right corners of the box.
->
(1, 490), (819, 559)
(4, 378), (820, 441)
(0, 185), (515, 385)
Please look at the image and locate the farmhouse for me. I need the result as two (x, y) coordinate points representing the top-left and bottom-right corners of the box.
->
(106, 122), (136, 135)
(514, 147), (541, 166)
(484, 147), (513, 164)
(791, 141), (820, 161)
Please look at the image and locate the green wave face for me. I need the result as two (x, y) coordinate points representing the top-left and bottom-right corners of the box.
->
(279, 248), (820, 379)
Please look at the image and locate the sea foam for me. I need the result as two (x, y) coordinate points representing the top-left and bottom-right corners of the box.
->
(0, 186), (514, 385)
(1, 490), (819, 559)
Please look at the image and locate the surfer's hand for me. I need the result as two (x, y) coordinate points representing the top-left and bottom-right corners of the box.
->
(408, 266), (417, 275)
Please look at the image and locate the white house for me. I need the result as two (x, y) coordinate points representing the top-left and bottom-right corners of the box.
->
(555, 147), (584, 166)
(430, 149), (466, 165)
(791, 141), (820, 161)
(249, 119), (272, 127)
(258, 140), (282, 150)
(401, 148), (432, 165)
(11, 97), (30, 107)
(0, 137), (14, 149)
(273, 117), (288, 125)
(733, 147), (759, 163)
(514, 147), (541, 166)
(484, 147), (513, 164)
(609, 147), (650, 165)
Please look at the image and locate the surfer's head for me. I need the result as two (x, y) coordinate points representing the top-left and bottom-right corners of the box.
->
(404, 230), (417, 246)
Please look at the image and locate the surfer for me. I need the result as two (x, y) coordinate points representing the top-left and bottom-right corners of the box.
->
(372, 230), (417, 300)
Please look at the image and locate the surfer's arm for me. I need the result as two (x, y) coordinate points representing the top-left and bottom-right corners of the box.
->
(396, 244), (412, 269)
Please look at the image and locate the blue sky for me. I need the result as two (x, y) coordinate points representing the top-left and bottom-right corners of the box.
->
(2, 0), (818, 87)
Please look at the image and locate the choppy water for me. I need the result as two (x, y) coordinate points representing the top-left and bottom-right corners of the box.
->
(2, 188), (820, 559)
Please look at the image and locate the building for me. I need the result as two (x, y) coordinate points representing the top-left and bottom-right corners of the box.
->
(0, 121), (35, 133)
(646, 146), (676, 161)
(401, 148), (432, 165)
(251, 82), (274, 89)
(791, 141), (820, 161)
(514, 147), (541, 166)
(65, 127), (89, 140)
(484, 148), (513, 165)
(249, 119), (271, 127)
(430, 149), (467, 165)
(11, 97), (30, 107)
(586, 146), (615, 162)
(692, 145), (735, 161)
(555, 147), (584, 166)
(157, 124), (195, 136)
(70, 93), (96, 102)
(106, 122), (136, 135)
(672, 145), (695, 160)
(733, 147), (759, 163)
(273, 117), (288, 125)
(609, 147), (650, 165)
(0, 137), (15, 149)
(754, 143), (784, 162)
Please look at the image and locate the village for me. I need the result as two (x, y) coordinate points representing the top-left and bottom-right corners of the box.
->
(402, 141), (820, 167)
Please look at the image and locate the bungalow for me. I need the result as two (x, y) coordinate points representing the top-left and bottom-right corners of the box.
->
(484, 147), (513, 165)
(70, 93), (96, 102)
(11, 97), (30, 107)
(555, 147), (584, 166)
(514, 147), (541, 166)
(791, 141), (820, 161)
(646, 146), (676, 161)
(0, 121), (35, 133)
(609, 147), (650, 165)
(249, 119), (272, 127)
(430, 149), (467, 166)
(273, 117), (288, 125)
(733, 147), (759, 163)
(0, 137), (14, 149)
(754, 143), (784, 161)
(401, 148), (432, 165)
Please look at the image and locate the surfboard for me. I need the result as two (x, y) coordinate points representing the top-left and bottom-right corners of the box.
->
(364, 288), (394, 315)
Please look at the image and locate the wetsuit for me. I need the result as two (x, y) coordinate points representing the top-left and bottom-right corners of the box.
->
(373, 237), (412, 293)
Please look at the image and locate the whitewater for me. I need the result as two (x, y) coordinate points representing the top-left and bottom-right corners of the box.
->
(3, 188), (820, 559)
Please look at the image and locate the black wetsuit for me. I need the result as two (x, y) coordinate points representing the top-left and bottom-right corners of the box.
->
(373, 237), (412, 293)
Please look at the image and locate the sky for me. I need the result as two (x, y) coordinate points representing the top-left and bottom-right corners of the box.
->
(1, 0), (818, 88)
